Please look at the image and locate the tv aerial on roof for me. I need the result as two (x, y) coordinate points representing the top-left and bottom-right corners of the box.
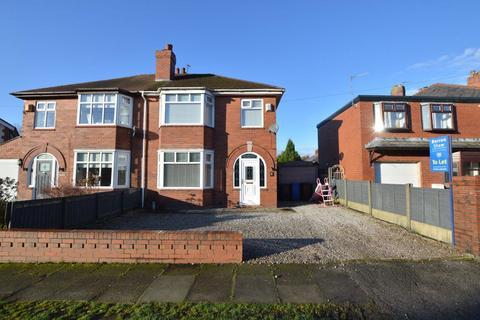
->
(268, 123), (279, 134)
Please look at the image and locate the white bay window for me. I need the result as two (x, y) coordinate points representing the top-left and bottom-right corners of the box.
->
(161, 92), (215, 127)
(78, 93), (133, 127)
(158, 150), (214, 189)
(74, 150), (130, 188)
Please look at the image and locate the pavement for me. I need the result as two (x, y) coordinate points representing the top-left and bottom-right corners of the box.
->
(94, 204), (459, 263)
(1, 258), (480, 319)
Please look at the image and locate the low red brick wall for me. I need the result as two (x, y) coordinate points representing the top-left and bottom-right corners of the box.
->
(0, 229), (243, 264)
(453, 177), (480, 255)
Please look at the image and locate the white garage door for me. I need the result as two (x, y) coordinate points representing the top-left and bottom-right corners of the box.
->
(374, 162), (420, 187)
(0, 159), (19, 181)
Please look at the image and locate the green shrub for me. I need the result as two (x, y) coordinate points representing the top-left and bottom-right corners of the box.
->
(0, 177), (17, 229)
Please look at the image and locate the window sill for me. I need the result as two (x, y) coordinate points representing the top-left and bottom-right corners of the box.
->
(240, 126), (264, 129)
(159, 124), (214, 128)
(33, 128), (56, 131)
(75, 125), (132, 129)
(424, 129), (457, 133)
(157, 187), (213, 190)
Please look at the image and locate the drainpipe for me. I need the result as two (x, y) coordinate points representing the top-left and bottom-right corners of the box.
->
(140, 91), (147, 208)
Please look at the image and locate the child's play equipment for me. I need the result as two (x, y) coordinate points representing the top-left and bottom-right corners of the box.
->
(312, 177), (334, 206)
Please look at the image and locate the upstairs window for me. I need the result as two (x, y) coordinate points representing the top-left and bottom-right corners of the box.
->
(241, 99), (263, 128)
(78, 93), (133, 127)
(421, 103), (455, 131)
(34, 102), (56, 129)
(161, 92), (214, 127)
(374, 102), (407, 131)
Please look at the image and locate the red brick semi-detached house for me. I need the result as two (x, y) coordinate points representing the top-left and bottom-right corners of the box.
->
(317, 71), (480, 188)
(0, 44), (284, 208)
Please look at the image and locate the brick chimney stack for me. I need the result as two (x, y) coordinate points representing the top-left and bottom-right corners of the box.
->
(467, 70), (480, 88)
(155, 44), (176, 81)
(391, 84), (405, 96)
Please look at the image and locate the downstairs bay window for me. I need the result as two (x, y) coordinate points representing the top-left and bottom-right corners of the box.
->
(74, 150), (130, 188)
(161, 91), (215, 127)
(158, 150), (214, 189)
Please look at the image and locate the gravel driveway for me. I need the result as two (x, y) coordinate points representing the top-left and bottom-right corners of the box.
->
(98, 204), (460, 263)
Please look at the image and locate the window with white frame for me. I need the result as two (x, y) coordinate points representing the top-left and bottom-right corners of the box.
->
(421, 103), (455, 131)
(161, 92), (215, 127)
(158, 150), (214, 188)
(78, 93), (133, 127)
(34, 102), (56, 129)
(74, 150), (130, 188)
(373, 102), (408, 131)
(241, 99), (263, 128)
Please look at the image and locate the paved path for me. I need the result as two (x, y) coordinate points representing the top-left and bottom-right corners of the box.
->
(96, 204), (459, 263)
(1, 259), (480, 319)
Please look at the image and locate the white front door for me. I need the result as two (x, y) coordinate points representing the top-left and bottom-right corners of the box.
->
(240, 158), (260, 205)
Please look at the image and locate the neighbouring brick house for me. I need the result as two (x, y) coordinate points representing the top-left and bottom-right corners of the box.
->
(0, 118), (19, 143)
(317, 72), (480, 188)
(0, 44), (284, 208)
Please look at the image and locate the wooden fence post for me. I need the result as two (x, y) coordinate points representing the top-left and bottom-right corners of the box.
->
(405, 183), (412, 231)
(95, 193), (99, 220)
(368, 181), (373, 216)
(344, 179), (348, 207)
(61, 197), (66, 229)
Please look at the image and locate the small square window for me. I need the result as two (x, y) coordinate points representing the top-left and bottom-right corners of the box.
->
(178, 94), (189, 102)
(176, 152), (188, 162)
(165, 94), (176, 102)
(89, 152), (101, 162)
(164, 152), (175, 162)
(77, 153), (88, 162)
(242, 100), (251, 108)
(189, 152), (201, 162)
(191, 94), (201, 102)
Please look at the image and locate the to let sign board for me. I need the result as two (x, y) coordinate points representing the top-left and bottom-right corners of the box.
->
(429, 136), (451, 172)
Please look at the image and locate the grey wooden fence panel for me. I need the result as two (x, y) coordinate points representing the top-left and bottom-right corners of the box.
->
(346, 180), (368, 204)
(335, 180), (345, 199)
(372, 183), (406, 215)
(10, 199), (63, 228)
(411, 188), (451, 229)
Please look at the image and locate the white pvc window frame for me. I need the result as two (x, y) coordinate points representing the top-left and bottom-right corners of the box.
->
(157, 149), (214, 190)
(160, 90), (215, 127)
(240, 98), (264, 128)
(76, 92), (133, 128)
(34, 101), (56, 129)
(73, 149), (131, 189)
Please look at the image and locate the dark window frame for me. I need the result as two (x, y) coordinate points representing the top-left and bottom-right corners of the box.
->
(381, 102), (409, 131)
(422, 103), (456, 132)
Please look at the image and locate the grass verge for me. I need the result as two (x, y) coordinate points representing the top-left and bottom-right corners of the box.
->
(0, 301), (385, 320)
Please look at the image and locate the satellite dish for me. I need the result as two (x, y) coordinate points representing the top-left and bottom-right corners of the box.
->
(268, 123), (279, 134)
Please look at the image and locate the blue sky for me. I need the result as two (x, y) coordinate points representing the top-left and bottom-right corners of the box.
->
(1, 0), (479, 155)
